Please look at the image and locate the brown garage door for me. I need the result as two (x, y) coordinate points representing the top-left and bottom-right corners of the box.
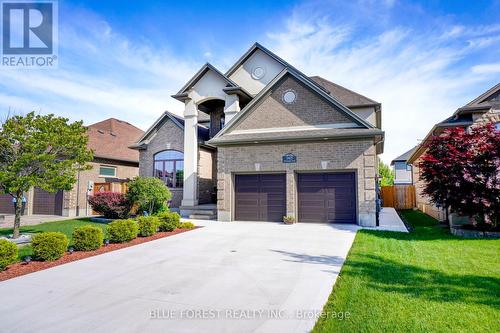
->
(298, 172), (356, 223)
(33, 188), (63, 215)
(235, 174), (286, 222)
(0, 194), (14, 214)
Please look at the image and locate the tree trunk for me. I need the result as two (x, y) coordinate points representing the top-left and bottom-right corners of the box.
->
(12, 192), (23, 238)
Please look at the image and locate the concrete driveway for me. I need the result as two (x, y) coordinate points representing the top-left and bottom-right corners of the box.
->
(0, 221), (358, 333)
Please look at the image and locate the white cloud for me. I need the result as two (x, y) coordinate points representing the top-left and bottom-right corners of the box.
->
(265, 7), (500, 164)
(0, 9), (199, 129)
(471, 63), (500, 74)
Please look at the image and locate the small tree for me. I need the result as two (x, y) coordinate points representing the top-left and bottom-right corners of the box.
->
(0, 112), (92, 238)
(419, 123), (499, 228)
(126, 177), (171, 215)
(378, 158), (394, 186)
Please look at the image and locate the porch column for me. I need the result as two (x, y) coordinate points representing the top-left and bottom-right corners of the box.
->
(182, 98), (199, 207)
(224, 94), (240, 123)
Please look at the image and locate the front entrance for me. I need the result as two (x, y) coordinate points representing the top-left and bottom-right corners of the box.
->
(297, 172), (356, 223)
(94, 183), (111, 194)
(234, 174), (286, 222)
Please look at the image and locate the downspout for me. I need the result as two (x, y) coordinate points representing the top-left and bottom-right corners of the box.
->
(76, 170), (81, 216)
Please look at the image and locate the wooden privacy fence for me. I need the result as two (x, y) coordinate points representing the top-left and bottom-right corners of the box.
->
(381, 185), (416, 209)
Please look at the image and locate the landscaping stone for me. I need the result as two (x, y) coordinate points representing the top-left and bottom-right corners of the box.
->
(451, 226), (500, 238)
(0, 234), (32, 245)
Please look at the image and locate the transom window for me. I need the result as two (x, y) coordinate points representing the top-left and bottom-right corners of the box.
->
(154, 150), (184, 188)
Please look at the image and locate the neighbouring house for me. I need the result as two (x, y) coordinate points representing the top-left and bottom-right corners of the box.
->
(390, 147), (416, 185)
(407, 83), (500, 221)
(132, 43), (384, 225)
(0, 118), (144, 217)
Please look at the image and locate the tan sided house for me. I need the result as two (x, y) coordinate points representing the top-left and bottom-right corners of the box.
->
(132, 43), (384, 226)
(407, 83), (500, 221)
(0, 118), (144, 217)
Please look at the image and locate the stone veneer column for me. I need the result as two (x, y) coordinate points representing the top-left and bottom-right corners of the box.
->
(181, 98), (199, 207)
(224, 94), (240, 123)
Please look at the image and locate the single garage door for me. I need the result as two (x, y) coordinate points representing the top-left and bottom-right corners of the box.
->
(298, 172), (356, 223)
(235, 174), (286, 222)
(32, 188), (63, 215)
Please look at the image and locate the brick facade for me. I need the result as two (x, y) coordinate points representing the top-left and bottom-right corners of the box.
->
(231, 75), (352, 132)
(137, 118), (215, 207)
(216, 139), (377, 226)
(63, 160), (139, 217)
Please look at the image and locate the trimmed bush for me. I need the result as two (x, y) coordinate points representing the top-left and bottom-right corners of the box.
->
(72, 225), (104, 251)
(32, 232), (69, 261)
(179, 221), (196, 230)
(107, 219), (138, 243)
(157, 212), (181, 232)
(137, 216), (160, 237)
(0, 239), (18, 270)
(126, 177), (171, 215)
(88, 192), (131, 219)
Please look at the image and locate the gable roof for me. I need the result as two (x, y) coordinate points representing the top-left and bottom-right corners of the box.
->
(391, 146), (417, 165)
(130, 110), (209, 150)
(87, 118), (144, 163)
(209, 69), (378, 144)
(455, 82), (500, 114)
(408, 83), (499, 164)
(172, 63), (251, 101)
(310, 76), (380, 107)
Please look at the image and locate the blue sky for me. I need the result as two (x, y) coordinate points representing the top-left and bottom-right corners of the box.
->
(1, 0), (499, 162)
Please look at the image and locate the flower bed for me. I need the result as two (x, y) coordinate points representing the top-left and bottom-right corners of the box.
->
(0, 227), (200, 282)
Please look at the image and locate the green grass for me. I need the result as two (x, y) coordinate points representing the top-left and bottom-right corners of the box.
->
(313, 210), (500, 333)
(0, 219), (108, 259)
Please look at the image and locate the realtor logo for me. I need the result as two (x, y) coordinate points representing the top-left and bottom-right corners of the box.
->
(1, 0), (58, 67)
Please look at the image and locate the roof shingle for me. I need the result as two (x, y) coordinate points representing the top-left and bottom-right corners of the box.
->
(87, 118), (144, 163)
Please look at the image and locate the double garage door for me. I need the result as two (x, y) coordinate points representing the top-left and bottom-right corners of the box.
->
(234, 172), (356, 223)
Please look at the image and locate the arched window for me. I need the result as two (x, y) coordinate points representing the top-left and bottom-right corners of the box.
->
(154, 150), (184, 188)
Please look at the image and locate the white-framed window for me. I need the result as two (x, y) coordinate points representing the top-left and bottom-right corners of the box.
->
(99, 166), (117, 177)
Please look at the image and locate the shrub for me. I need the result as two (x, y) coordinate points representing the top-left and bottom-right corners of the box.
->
(179, 221), (196, 229)
(88, 192), (131, 219)
(137, 216), (160, 237)
(283, 216), (295, 224)
(32, 232), (69, 261)
(0, 239), (18, 270)
(72, 225), (104, 251)
(126, 177), (171, 215)
(157, 212), (181, 232)
(107, 219), (138, 243)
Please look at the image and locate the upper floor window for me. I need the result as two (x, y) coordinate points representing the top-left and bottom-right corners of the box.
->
(154, 150), (183, 188)
(99, 166), (116, 177)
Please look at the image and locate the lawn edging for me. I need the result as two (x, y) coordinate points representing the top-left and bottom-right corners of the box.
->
(0, 227), (200, 282)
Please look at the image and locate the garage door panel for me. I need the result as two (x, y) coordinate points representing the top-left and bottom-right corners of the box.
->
(235, 174), (286, 222)
(298, 173), (356, 223)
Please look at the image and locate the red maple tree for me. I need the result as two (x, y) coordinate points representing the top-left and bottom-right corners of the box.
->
(419, 123), (499, 228)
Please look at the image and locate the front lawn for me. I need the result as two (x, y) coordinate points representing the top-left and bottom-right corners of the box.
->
(0, 219), (108, 259)
(313, 210), (500, 333)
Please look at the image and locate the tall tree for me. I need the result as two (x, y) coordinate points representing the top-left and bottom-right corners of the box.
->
(0, 112), (93, 238)
(419, 123), (499, 228)
(378, 158), (394, 186)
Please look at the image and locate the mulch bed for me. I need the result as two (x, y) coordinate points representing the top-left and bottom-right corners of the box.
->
(0, 227), (200, 282)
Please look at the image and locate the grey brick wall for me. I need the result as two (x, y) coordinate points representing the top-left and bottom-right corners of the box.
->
(216, 139), (377, 226)
(137, 118), (217, 207)
(230, 74), (352, 132)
